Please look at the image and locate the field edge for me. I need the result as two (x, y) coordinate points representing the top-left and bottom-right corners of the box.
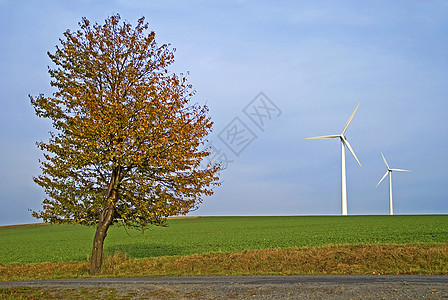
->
(1, 243), (447, 281)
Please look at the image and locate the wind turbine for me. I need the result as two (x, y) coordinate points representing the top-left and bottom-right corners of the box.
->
(376, 152), (410, 215)
(306, 103), (362, 216)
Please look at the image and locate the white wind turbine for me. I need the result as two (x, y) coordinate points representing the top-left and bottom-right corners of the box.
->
(306, 103), (362, 216)
(376, 152), (410, 215)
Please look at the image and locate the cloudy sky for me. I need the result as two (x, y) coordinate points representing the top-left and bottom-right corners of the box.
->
(1, 0), (447, 226)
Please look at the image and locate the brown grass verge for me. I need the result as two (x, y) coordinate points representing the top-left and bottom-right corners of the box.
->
(1, 244), (447, 281)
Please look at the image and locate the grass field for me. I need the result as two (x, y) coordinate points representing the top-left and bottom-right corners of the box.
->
(1, 215), (447, 281)
(1, 215), (447, 265)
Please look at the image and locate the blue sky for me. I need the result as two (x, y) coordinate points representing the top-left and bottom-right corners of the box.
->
(0, 0), (447, 225)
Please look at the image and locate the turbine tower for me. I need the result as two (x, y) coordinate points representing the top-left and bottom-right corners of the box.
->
(306, 103), (362, 216)
(376, 152), (410, 215)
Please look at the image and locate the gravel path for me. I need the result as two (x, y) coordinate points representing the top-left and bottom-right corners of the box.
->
(2, 275), (448, 299)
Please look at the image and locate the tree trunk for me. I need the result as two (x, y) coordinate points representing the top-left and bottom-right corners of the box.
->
(89, 204), (114, 275)
(90, 167), (121, 275)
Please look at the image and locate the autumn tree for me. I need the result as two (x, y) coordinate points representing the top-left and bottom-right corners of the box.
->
(30, 15), (220, 275)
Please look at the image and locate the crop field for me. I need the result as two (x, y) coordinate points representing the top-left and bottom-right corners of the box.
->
(1, 215), (447, 265)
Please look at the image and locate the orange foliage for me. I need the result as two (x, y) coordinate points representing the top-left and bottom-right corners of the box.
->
(29, 14), (220, 229)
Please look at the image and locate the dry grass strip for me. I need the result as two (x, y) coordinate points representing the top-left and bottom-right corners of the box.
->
(1, 244), (447, 281)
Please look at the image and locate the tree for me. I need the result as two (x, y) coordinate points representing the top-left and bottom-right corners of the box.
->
(30, 15), (220, 275)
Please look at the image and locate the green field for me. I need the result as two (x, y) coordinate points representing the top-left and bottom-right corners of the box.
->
(1, 215), (447, 265)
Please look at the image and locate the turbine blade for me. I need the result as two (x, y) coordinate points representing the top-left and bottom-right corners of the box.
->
(306, 135), (340, 139)
(341, 103), (360, 135)
(342, 137), (362, 166)
(376, 171), (389, 187)
(391, 168), (411, 172)
(381, 152), (390, 170)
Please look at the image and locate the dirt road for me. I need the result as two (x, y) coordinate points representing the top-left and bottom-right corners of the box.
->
(2, 275), (447, 299)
